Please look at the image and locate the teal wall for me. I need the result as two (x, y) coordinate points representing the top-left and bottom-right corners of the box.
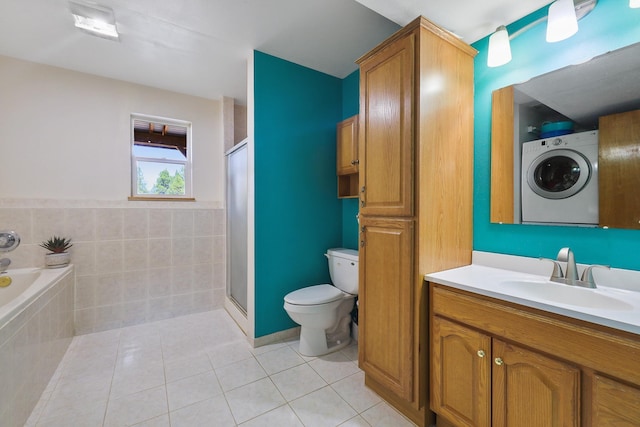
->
(254, 51), (343, 337)
(473, 0), (640, 270)
(341, 70), (360, 250)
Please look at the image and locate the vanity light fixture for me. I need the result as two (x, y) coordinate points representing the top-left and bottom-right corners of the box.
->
(487, 26), (512, 67)
(546, 0), (579, 42)
(69, 1), (119, 40)
(631, 0), (640, 8)
(487, 0), (597, 67)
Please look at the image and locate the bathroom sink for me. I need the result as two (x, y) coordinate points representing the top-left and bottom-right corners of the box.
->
(496, 279), (634, 311)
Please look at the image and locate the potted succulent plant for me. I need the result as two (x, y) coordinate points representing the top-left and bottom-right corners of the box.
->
(40, 236), (72, 268)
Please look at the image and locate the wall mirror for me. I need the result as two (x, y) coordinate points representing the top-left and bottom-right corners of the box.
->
(490, 41), (640, 230)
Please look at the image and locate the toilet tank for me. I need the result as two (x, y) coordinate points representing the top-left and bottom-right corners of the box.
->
(326, 248), (359, 295)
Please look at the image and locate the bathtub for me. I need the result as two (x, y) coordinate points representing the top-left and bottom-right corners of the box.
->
(0, 267), (68, 327)
(0, 265), (75, 426)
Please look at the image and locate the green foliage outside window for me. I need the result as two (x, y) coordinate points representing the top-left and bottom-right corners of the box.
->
(137, 166), (185, 195)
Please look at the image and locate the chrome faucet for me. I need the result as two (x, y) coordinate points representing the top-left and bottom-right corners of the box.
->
(0, 230), (21, 274)
(556, 247), (579, 281)
(541, 247), (610, 288)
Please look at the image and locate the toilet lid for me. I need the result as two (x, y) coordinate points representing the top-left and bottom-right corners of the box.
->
(284, 284), (344, 305)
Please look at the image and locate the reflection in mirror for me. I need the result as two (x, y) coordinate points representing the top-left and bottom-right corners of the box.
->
(490, 42), (640, 230)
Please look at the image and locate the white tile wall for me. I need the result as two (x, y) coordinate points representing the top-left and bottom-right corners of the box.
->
(0, 199), (226, 334)
(0, 268), (74, 427)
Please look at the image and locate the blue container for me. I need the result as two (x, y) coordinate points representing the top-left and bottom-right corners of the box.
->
(541, 121), (574, 134)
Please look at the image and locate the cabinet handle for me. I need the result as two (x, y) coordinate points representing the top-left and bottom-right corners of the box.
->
(360, 240), (365, 247)
(360, 186), (365, 193)
(361, 200), (365, 207)
(351, 159), (360, 165)
(477, 350), (485, 358)
(495, 357), (504, 366)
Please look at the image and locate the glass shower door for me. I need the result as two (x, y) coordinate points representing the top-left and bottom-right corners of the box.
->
(226, 141), (248, 314)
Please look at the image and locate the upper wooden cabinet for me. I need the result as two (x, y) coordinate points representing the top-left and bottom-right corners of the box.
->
(337, 115), (359, 175)
(358, 31), (415, 217)
(337, 115), (359, 198)
(356, 16), (476, 427)
(599, 109), (640, 229)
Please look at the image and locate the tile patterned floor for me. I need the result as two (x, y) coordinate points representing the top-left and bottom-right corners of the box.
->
(25, 309), (417, 427)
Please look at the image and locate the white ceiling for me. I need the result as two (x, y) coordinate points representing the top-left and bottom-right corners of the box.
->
(0, 0), (552, 104)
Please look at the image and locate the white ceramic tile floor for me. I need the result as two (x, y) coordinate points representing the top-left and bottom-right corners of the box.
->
(25, 309), (417, 427)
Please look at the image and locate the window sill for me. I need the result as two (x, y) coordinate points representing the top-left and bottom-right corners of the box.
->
(128, 196), (196, 202)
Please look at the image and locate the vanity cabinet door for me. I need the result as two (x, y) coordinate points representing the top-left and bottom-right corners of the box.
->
(431, 316), (491, 427)
(358, 217), (414, 401)
(492, 340), (580, 427)
(592, 374), (640, 425)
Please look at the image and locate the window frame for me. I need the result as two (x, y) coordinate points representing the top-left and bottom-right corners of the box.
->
(130, 113), (193, 200)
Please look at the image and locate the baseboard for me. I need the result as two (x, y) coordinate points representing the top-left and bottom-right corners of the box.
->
(250, 326), (300, 348)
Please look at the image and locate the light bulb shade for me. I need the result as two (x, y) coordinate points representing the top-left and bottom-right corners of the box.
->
(546, 0), (579, 42)
(487, 26), (512, 67)
(631, 0), (640, 8)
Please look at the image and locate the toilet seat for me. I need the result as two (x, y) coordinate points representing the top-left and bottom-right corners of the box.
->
(284, 284), (344, 305)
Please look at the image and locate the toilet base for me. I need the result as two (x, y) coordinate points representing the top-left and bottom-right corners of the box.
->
(298, 314), (352, 357)
(299, 327), (351, 357)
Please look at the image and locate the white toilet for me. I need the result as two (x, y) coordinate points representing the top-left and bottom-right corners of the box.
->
(283, 248), (358, 357)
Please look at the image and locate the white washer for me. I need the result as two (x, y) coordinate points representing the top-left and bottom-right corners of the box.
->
(521, 130), (599, 225)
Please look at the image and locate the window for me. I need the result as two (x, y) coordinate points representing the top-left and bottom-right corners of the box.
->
(130, 114), (192, 199)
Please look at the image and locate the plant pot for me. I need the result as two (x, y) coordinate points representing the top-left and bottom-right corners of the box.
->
(45, 252), (70, 268)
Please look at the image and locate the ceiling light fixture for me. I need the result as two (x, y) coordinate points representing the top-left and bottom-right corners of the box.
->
(69, 1), (119, 40)
(631, 0), (640, 8)
(487, 0), (597, 67)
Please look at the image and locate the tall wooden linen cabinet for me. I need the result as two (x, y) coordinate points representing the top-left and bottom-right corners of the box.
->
(356, 17), (476, 426)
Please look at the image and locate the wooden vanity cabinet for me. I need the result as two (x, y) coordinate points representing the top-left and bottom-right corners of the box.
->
(430, 282), (640, 427)
(337, 115), (359, 198)
(432, 316), (579, 427)
(356, 16), (476, 426)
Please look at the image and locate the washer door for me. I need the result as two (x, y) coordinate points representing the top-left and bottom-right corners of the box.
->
(526, 149), (591, 199)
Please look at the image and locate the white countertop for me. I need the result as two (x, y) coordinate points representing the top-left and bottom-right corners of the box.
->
(425, 252), (640, 336)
